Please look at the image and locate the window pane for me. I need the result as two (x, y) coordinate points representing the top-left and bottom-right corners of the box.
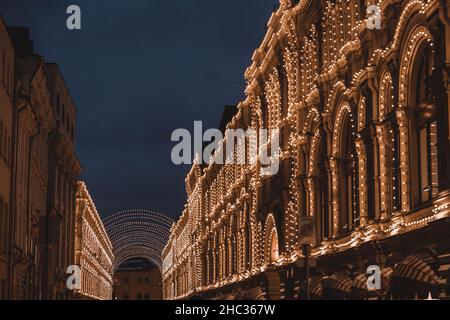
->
(0, 200), (3, 253)
(430, 121), (439, 196)
(419, 127), (429, 202)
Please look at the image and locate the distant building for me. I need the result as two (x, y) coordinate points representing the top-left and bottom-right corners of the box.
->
(113, 258), (163, 300)
(74, 182), (114, 300)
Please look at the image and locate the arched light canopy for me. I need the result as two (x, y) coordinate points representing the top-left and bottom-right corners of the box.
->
(104, 209), (173, 273)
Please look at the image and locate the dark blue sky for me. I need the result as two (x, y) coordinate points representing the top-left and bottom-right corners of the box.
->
(0, 0), (275, 218)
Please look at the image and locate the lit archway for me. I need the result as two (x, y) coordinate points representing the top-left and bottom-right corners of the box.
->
(103, 209), (173, 273)
(264, 214), (279, 264)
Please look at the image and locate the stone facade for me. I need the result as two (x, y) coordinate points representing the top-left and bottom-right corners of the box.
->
(0, 21), (82, 299)
(163, 0), (450, 300)
(74, 182), (114, 300)
(0, 17), (14, 300)
(113, 259), (162, 301)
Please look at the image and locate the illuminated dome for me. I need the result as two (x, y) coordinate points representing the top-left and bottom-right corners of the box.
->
(103, 209), (173, 272)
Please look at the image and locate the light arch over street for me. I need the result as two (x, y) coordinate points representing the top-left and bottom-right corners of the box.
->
(103, 209), (173, 272)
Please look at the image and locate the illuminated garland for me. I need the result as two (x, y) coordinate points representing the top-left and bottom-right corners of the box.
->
(162, 0), (445, 300)
(103, 209), (173, 272)
(75, 182), (115, 300)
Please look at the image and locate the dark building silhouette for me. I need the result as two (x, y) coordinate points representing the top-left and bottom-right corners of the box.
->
(0, 17), (81, 300)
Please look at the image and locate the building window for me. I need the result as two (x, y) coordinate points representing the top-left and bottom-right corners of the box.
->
(137, 293), (142, 300)
(56, 94), (61, 115)
(389, 126), (401, 212)
(144, 293), (150, 300)
(230, 233), (237, 275)
(0, 279), (5, 299)
(279, 60), (288, 118)
(214, 234), (219, 282)
(71, 125), (75, 141)
(318, 138), (330, 240)
(411, 46), (439, 206)
(0, 199), (3, 253)
(269, 229), (279, 262)
(0, 200), (8, 254)
(417, 121), (439, 203)
(2, 50), (5, 85)
(8, 63), (13, 96)
(244, 203), (251, 269)
(0, 119), (4, 158)
(340, 116), (359, 233)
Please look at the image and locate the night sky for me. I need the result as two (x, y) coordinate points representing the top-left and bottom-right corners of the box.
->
(0, 0), (275, 219)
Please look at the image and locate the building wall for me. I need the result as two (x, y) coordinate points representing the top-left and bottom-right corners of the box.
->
(0, 24), (82, 300)
(114, 267), (163, 300)
(40, 63), (81, 300)
(11, 49), (56, 300)
(0, 17), (14, 300)
(74, 182), (114, 300)
(163, 0), (450, 300)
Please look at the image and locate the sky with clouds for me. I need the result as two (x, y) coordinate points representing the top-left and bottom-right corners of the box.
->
(0, 0), (275, 218)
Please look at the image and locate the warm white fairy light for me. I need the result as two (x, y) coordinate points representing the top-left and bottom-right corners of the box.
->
(75, 182), (115, 300)
(162, 0), (446, 300)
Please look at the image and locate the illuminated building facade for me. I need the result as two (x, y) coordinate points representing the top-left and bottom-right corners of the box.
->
(0, 23), (81, 299)
(74, 182), (114, 300)
(163, 0), (450, 300)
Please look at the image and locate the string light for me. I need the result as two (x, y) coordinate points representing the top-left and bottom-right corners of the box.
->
(162, 0), (444, 300)
(75, 182), (115, 300)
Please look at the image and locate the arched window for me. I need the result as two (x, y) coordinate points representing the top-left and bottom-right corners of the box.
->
(207, 242), (213, 285)
(244, 203), (251, 269)
(318, 137), (331, 240)
(224, 227), (229, 278)
(264, 214), (279, 264)
(339, 113), (359, 233)
(231, 233), (237, 275)
(270, 229), (279, 263)
(214, 233), (219, 283)
(56, 94), (61, 115)
(299, 148), (308, 219)
(358, 0), (366, 19)
(279, 59), (288, 118)
(411, 44), (438, 206)
(260, 93), (268, 129)
(379, 71), (401, 215)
